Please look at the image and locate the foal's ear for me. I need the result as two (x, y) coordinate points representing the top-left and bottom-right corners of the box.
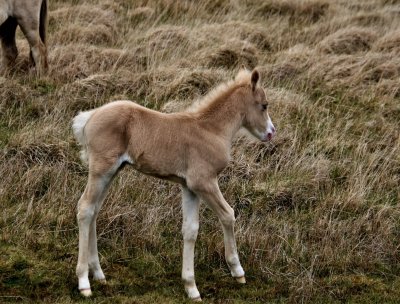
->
(251, 69), (260, 91)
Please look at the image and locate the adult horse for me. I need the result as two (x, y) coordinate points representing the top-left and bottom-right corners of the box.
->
(72, 68), (276, 301)
(0, 0), (48, 75)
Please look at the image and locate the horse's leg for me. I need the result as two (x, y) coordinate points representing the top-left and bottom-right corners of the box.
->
(0, 17), (18, 70)
(76, 158), (117, 296)
(190, 178), (245, 283)
(88, 189), (108, 284)
(17, 15), (47, 75)
(181, 186), (201, 301)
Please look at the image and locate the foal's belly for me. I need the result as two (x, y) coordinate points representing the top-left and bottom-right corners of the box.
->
(129, 150), (186, 185)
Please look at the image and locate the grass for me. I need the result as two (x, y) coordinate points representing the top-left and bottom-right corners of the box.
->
(1, 0), (399, 302)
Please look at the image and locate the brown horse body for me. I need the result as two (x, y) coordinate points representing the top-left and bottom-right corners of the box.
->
(72, 69), (276, 301)
(0, 0), (48, 74)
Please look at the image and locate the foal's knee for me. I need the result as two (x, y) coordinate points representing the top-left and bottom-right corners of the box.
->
(182, 222), (199, 242)
(220, 207), (235, 227)
(77, 201), (95, 224)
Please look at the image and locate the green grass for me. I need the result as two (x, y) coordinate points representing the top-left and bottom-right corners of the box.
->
(2, 239), (400, 303)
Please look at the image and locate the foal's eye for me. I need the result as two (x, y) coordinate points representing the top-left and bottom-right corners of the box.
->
(261, 104), (268, 111)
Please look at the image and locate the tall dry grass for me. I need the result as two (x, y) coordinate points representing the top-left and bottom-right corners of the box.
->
(1, 0), (399, 303)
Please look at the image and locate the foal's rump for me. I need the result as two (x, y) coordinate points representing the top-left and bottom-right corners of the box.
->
(72, 100), (190, 181)
(72, 101), (135, 165)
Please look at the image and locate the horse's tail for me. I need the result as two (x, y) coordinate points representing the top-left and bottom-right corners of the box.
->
(39, 0), (48, 44)
(72, 110), (95, 165)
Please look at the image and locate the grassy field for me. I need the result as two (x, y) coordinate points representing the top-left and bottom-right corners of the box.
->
(1, 0), (400, 302)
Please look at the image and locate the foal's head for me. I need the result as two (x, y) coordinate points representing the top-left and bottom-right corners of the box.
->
(238, 69), (276, 141)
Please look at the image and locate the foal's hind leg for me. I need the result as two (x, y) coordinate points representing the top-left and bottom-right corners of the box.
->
(88, 205), (107, 284)
(181, 186), (201, 301)
(76, 159), (117, 296)
(0, 17), (18, 71)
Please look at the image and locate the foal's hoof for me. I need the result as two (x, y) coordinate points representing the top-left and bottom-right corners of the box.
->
(80, 288), (92, 297)
(235, 276), (246, 284)
(192, 296), (202, 302)
(97, 279), (107, 285)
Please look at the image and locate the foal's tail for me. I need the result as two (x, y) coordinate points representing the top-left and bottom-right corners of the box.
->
(72, 110), (95, 165)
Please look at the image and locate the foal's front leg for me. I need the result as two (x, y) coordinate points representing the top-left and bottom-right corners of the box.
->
(191, 178), (245, 283)
(181, 186), (201, 301)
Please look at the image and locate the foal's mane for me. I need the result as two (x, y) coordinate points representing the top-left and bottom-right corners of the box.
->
(186, 69), (252, 113)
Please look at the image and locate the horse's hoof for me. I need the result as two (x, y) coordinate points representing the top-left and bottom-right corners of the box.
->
(97, 279), (107, 285)
(235, 276), (246, 284)
(80, 288), (92, 297)
(192, 296), (202, 302)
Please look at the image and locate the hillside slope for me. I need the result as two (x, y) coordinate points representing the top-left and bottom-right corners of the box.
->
(1, 0), (399, 302)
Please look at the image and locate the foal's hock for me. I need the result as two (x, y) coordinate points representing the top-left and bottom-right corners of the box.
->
(72, 68), (276, 301)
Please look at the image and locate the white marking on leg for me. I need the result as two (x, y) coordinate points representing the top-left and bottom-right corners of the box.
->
(76, 194), (95, 293)
(78, 275), (91, 290)
(181, 187), (201, 300)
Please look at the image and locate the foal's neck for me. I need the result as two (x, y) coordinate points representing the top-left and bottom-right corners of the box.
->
(196, 87), (245, 144)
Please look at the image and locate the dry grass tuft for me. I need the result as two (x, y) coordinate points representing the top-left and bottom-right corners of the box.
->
(262, 44), (314, 84)
(62, 67), (225, 109)
(5, 143), (68, 166)
(50, 5), (116, 30)
(307, 53), (400, 94)
(56, 24), (116, 45)
(373, 30), (400, 53)
(208, 22), (273, 51)
(205, 41), (258, 69)
(349, 12), (388, 27)
(127, 6), (155, 24)
(141, 25), (189, 52)
(49, 45), (141, 80)
(253, 0), (330, 23)
(317, 27), (378, 54)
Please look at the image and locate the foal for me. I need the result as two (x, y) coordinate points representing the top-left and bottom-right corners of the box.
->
(72, 69), (276, 301)
(0, 0), (48, 74)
